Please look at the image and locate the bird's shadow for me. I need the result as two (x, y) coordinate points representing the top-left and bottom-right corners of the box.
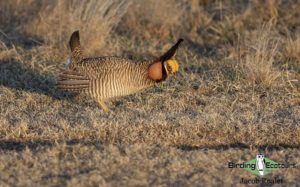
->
(0, 139), (104, 152)
(0, 60), (67, 99)
(1, 139), (299, 153)
(177, 143), (300, 152)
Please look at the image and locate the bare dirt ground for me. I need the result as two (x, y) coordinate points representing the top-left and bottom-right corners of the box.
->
(0, 0), (299, 186)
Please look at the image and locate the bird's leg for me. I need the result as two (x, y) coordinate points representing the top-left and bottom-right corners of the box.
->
(97, 99), (109, 112)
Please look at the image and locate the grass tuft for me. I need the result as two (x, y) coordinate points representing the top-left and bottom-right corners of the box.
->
(240, 23), (281, 88)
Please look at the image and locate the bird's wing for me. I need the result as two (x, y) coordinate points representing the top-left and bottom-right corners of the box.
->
(74, 56), (134, 77)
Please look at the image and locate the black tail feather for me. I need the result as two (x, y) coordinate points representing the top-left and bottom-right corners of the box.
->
(159, 38), (184, 62)
(69, 30), (80, 52)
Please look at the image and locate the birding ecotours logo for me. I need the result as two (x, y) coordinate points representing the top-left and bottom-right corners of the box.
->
(240, 154), (278, 176)
(228, 154), (297, 177)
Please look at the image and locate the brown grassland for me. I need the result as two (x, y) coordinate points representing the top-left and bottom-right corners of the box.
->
(0, 0), (299, 186)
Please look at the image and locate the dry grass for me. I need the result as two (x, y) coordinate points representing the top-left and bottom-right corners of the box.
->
(286, 35), (300, 63)
(120, 0), (183, 41)
(1, 0), (130, 55)
(29, 0), (130, 54)
(240, 23), (281, 87)
(0, 0), (299, 186)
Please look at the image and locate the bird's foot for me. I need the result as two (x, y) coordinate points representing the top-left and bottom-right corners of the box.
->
(97, 100), (109, 112)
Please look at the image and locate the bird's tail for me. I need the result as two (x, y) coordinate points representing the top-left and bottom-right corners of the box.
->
(69, 30), (83, 66)
(57, 69), (89, 93)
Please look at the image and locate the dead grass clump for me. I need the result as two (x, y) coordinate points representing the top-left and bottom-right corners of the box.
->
(285, 36), (300, 63)
(239, 0), (278, 27)
(119, 0), (183, 42)
(181, 0), (212, 40)
(27, 0), (130, 55)
(0, 41), (20, 62)
(239, 24), (281, 88)
(0, 48), (19, 62)
(0, 0), (41, 36)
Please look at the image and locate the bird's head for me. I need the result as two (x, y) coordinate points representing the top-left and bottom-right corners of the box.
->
(148, 39), (183, 82)
(163, 59), (179, 75)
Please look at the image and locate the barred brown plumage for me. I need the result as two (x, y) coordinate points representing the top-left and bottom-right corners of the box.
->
(57, 31), (183, 111)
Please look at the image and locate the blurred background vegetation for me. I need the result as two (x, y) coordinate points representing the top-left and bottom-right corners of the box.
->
(0, 1), (299, 186)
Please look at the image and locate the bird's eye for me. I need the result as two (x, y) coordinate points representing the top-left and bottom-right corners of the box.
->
(167, 64), (173, 73)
